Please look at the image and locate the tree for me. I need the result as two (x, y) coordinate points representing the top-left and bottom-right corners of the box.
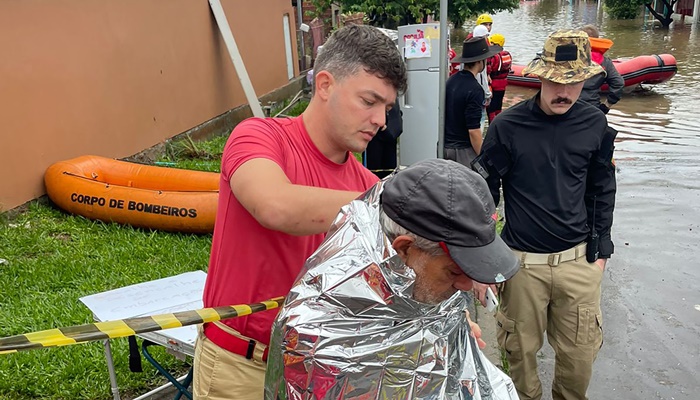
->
(605, 0), (678, 28)
(311, 0), (519, 30)
(642, 0), (678, 27)
(445, 0), (520, 29)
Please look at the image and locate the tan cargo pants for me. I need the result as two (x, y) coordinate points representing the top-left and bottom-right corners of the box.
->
(496, 243), (604, 400)
(192, 323), (267, 400)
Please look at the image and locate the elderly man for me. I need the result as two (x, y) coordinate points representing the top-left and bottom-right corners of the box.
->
(473, 30), (616, 400)
(265, 159), (521, 400)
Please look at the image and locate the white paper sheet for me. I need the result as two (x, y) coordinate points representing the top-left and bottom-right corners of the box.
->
(79, 271), (206, 347)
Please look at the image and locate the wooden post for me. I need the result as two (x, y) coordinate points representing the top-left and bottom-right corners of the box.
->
(208, 0), (265, 118)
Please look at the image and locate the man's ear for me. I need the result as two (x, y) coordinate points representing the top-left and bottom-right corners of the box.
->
(391, 235), (415, 259)
(314, 70), (334, 100)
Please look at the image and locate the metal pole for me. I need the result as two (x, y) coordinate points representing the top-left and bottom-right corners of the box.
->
(103, 339), (121, 400)
(297, 2), (306, 70)
(437, 0), (448, 158)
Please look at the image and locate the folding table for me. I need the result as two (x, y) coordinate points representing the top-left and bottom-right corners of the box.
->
(79, 271), (206, 400)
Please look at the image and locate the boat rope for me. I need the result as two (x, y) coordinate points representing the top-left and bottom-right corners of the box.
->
(0, 297), (285, 355)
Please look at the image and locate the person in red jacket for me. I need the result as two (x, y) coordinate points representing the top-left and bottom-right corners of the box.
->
(486, 33), (512, 123)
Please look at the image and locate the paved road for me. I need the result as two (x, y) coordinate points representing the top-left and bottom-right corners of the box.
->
(584, 156), (700, 399)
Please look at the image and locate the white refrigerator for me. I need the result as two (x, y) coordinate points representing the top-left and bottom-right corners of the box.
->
(397, 23), (445, 166)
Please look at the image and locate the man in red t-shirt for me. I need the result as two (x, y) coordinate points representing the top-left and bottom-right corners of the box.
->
(192, 25), (407, 400)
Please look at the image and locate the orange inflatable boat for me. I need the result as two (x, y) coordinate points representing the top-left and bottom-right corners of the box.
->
(508, 54), (677, 90)
(44, 155), (220, 233)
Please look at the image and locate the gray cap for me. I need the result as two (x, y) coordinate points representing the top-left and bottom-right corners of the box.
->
(381, 159), (519, 284)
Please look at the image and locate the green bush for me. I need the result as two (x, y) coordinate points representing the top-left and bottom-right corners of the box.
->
(605, 0), (642, 19)
(0, 204), (210, 399)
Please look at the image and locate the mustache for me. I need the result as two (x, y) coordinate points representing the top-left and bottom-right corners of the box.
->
(552, 97), (572, 105)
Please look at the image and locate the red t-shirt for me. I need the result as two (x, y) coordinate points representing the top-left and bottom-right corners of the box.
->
(203, 116), (379, 345)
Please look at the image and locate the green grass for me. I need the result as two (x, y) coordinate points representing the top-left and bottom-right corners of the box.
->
(0, 204), (211, 399)
(274, 98), (309, 118)
(160, 134), (228, 172)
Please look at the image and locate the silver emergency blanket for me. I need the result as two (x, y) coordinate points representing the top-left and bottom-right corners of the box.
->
(264, 181), (518, 400)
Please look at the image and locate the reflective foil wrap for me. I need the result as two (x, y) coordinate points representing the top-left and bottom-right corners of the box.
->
(265, 181), (518, 399)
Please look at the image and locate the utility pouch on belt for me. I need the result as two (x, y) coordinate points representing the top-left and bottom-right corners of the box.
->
(470, 142), (512, 180)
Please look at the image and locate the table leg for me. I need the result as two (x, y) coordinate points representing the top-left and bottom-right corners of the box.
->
(103, 339), (121, 400)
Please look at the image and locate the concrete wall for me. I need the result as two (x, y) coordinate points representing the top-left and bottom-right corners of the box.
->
(0, 0), (298, 211)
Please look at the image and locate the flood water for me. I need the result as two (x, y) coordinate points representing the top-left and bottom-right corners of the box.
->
(453, 1), (700, 398)
(479, 0), (700, 153)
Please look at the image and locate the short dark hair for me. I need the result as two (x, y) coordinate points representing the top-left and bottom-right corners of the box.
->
(313, 25), (407, 95)
(464, 60), (485, 69)
(581, 24), (599, 38)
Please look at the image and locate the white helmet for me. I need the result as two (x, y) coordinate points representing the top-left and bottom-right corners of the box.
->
(473, 25), (490, 38)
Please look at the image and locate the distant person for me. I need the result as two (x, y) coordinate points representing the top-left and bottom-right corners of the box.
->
(580, 24), (624, 114)
(466, 13), (494, 39)
(486, 33), (513, 123)
(365, 98), (402, 179)
(473, 30), (616, 400)
(449, 45), (460, 76)
(454, 13), (494, 76)
(477, 13), (494, 32)
(444, 37), (502, 167)
(193, 25), (406, 400)
(472, 25), (493, 108)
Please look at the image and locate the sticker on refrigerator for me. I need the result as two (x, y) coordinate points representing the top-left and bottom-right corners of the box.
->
(405, 38), (431, 59)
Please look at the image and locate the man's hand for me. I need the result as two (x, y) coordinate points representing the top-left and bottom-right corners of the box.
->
(595, 258), (607, 272)
(465, 310), (486, 349)
(473, 282), (498, 307)
(598, 102), (610, 114)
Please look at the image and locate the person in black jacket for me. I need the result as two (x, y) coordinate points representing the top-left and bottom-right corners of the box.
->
(365, 98), (402, 179)
(580, 24), (624, 114)
(471, 30), (616, 400)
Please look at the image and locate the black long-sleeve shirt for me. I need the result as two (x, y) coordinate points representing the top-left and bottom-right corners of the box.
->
(482, 94), (616, 256)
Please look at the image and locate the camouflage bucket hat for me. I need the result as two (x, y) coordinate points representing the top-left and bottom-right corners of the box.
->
(522, 29), (605, 84)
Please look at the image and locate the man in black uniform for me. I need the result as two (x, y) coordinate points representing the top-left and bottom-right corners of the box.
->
(365, 98), (402, 179)
(443, 37), (501, 167)
(471, 30), (617, 400)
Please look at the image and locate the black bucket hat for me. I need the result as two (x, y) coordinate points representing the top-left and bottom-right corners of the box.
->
(452, 36), (503, 64)
(381, 159), (519, 284)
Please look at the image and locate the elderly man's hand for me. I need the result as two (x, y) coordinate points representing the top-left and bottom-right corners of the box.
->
(472, 282), (498, 308)
(465, 310), (487, 349)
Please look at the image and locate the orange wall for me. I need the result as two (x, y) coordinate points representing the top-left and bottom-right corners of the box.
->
(0, 0), (298, 211)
